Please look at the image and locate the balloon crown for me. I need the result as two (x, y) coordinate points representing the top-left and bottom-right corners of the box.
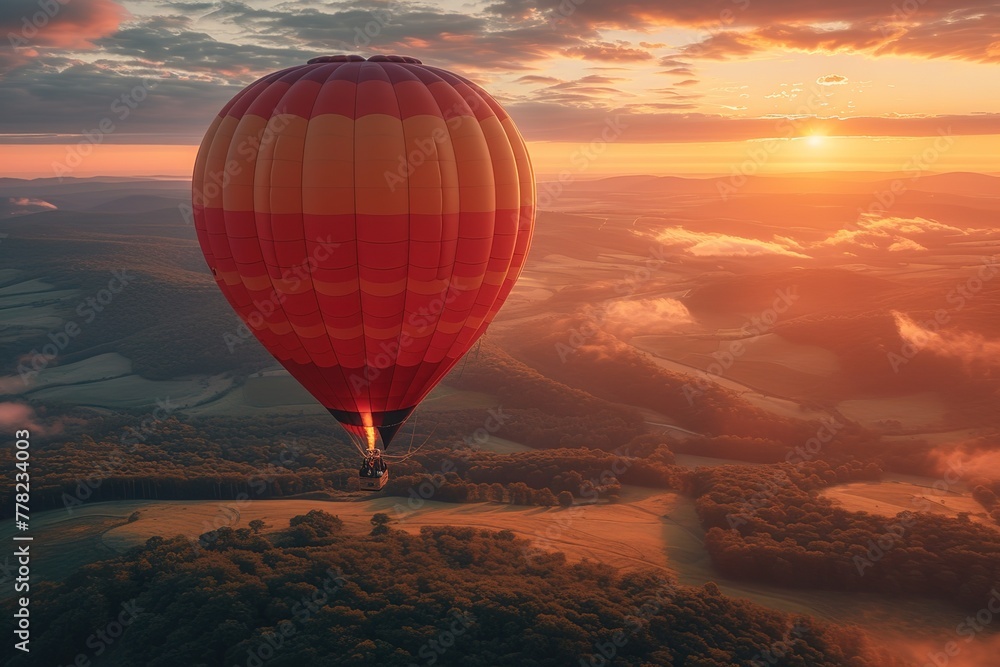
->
(307, 55), (423, 64)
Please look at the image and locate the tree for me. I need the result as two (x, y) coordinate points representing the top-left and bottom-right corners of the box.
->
(370, 513), (391, 536)
(11, 523), (906, 667)
(534, 488), (558, 506)
(248, 519), (266, 534)
(558, 491), (574, 508)
(288, 510), (344, 544)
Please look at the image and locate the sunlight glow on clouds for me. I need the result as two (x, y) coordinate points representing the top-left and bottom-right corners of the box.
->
(0, 0), (997, 165)
(605, 298), (694, 332)
(894, 311), (1000, 371)
(816, 74), (848, 86)
(887, 238), (927, 252)
(657, 227), (811, 259)
(821, 214), (967, 251)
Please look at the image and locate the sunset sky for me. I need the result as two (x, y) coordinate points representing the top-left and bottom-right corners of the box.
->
(1, 0), (998, 177)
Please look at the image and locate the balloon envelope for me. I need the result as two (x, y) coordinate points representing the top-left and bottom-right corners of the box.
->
(192, 54), (535, 450)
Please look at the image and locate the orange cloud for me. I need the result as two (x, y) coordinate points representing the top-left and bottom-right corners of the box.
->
(875, 12), (1000, 64)
(492, 1), (994, 64)
(516, 75), (562, 85)
(887, 238), (927, 252)
(561, 42), (653, 61)
(821, 214), (966, 251)
(893, 311), (1000, 372)
(676, 13), (999, 64)
(604, 298), (694, 335)
(657, 227), (810, 258)
(2, 0), (128, 51)
(681, 24), (889, 60)
(816, 74), (848, 86)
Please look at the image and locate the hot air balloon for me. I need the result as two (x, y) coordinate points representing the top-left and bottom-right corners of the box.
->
(192, 54), (535, 489)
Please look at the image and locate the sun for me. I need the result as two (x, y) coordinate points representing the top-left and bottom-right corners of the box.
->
(807, 134), (825, 147)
